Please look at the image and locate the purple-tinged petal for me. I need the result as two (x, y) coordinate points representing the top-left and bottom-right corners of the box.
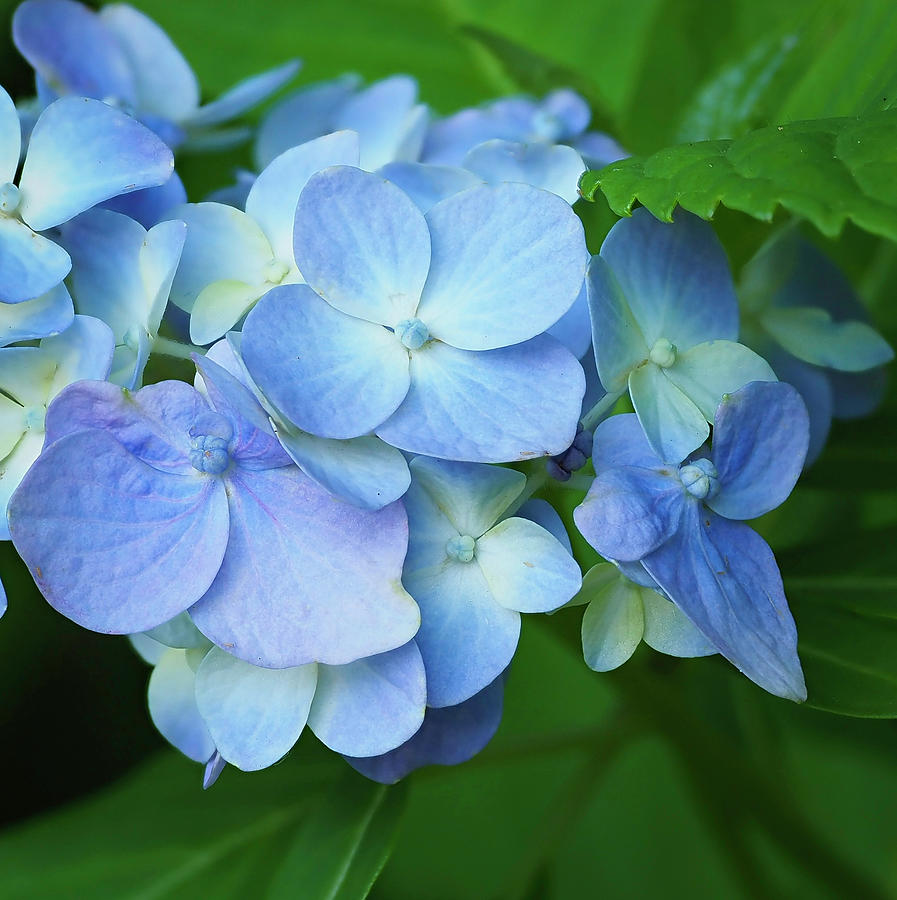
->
(186, 60), (300, 130)
(0, 216), (71, 304)
(9, 428), (230, 633)
(572, 132), (628, 169)
(377, 336), (584, 463)
(190, 465), (419, 668)
(590, 412), (662, 475)
(346, 674), (504, 783)
(629, 363), (710, 464)
(245, 131), (360, 263)
(308, 642), (426, 757)
(45, 379), (206, 474)
(293, 166), (430, 325)
(463, 140), (586, 204)
(599, 208), (738, 349)
(19, 97), (174, 231)
(643, 504), (805, 701)
(98, 4), (199, 122)
(242, 284), (411, 440)
(418, 183), (587, 351)
(0, 282), (73, 346)
(475, 517), (582, 613)
(709, 381), (808, 520)
(12, 0), (137, 106)
(586, 254), (648, 392)
(0, 431), (45, 540)
(378, 162), (482, 214)
(194, 647), (317, 771)
(148, 647), (215, 762)
(574, 466), (685, 562)
(0, 87), (21, 183)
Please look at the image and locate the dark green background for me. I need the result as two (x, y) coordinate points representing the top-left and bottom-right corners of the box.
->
(0, 0), (896, 897)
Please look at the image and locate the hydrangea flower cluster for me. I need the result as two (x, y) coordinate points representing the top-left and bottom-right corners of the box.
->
(1, 2), (892, 785)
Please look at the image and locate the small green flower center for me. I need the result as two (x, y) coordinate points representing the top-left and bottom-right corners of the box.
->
(446, 534), (476, 563)
(649, 338), (677, 368)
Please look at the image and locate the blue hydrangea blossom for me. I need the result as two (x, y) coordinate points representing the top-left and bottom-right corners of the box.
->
(0, 84), (173, 304)
(13, 0), (299, 151)
(9, 355), (420, 668)
(242, 166), (588, 462)
(574, 381), (810, 700)
(403, 457), (581, 707)
(586, 208), (777, 463)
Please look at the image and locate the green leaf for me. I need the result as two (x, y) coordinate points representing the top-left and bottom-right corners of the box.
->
(580, 108), (897, 242)
(268, 777), (406, 900)
(0, 745), (402, 899)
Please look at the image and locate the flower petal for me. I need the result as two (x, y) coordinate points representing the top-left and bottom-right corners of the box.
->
(9, 428), (230, 633)
(190, 281), (264, 346)
(0, 86), (21, 183)
(0, 216), (71, 304)
(475, 517), (581, 613)
(308, 642), (426, 757)
(590, 412), (661, 475)
(641, 590), (716, 657)
(599, 208), (738, 348)
(548, 281), (592, 360)
(19, 97), (174, 231)
(629, 362), (709, 464)
(643, 505), (806, 701)
(189, 465), (419, 668)
(241, 284), (411, 439)
(709, 381), (808, 520)
(293, 166), (430, 325)
(379, 162), (482, 214)
(580, 565), (645, 671)
(418, 183), (587, 350)
(194, 647), (317, 771)
(0, 282), (73, 346)
(377, 336), (584, 462)
(574, 466), (685, 562)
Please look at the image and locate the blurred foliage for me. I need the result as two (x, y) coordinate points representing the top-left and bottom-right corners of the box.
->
(0, 0), (896, 898)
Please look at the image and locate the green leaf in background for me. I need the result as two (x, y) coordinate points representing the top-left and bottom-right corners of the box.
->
(0, 746), (404, 900)
(580, 108), (897, 241)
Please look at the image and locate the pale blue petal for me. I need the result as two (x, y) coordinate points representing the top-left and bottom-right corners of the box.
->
(9, 428), (229, 633)
(0, 431), (45, 539)
(276, 425), (410, 510)
(346, 675), (504, 783)
(148, 648), (215, 762)
(0, 282), (73, 346)
(293, 166), (430, 325)
(586, 254), (648, 392)
(572, 132), (628, 168)
(548, 281), (592, 360)
(377, 336), (584, 462)
(641, 590), (717, 658)
(0, 346), (56, 408)
(241, 284), (411, 439)
(590, 412), (661, 475)
(665, 340), (777, 420)
(43, 314), (115, 397)
(254, 75), (360, 170)
(163, 202), (273, 312)
(245, 131), (360, 262)
(141, 218), (187, 337)
(580, 565), (644, 671)
(0, 87), (21, 182)
(542, 89), (591, 137)
(517, 499), (571, 553)
(599, 208), (738, 348)
(45, 379), (208, 474)
(98, 4), (199, 122)
(761, 306), (893, 372)
(189, 465), (419, 668)
(334, 75), (423, 171)
(195, 647), (317, 771)
(19, 97), (174, 231)
(186, 60), (300, 129)
(629, 362), (709, 464)
(12, 0), (137, 106)
(709, 381), (809, 520)
(574, 466), (684, 562)
(102, 171), (187, 228)
(418, 183), (587, 350)
(308, 642), (426, 757)
(145, 611), (210, 649)
(0, 216), (71, 304)
(643, 504), (806, 701)
(463, 140), (585, 204)
(409, 456), (525, 539)
(475, 517), (581, 612)
(404, 553), (519, 707)
(378, 162), (482, 214)
(422, 107), (522, 167)
(129, 632), (166, 665)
